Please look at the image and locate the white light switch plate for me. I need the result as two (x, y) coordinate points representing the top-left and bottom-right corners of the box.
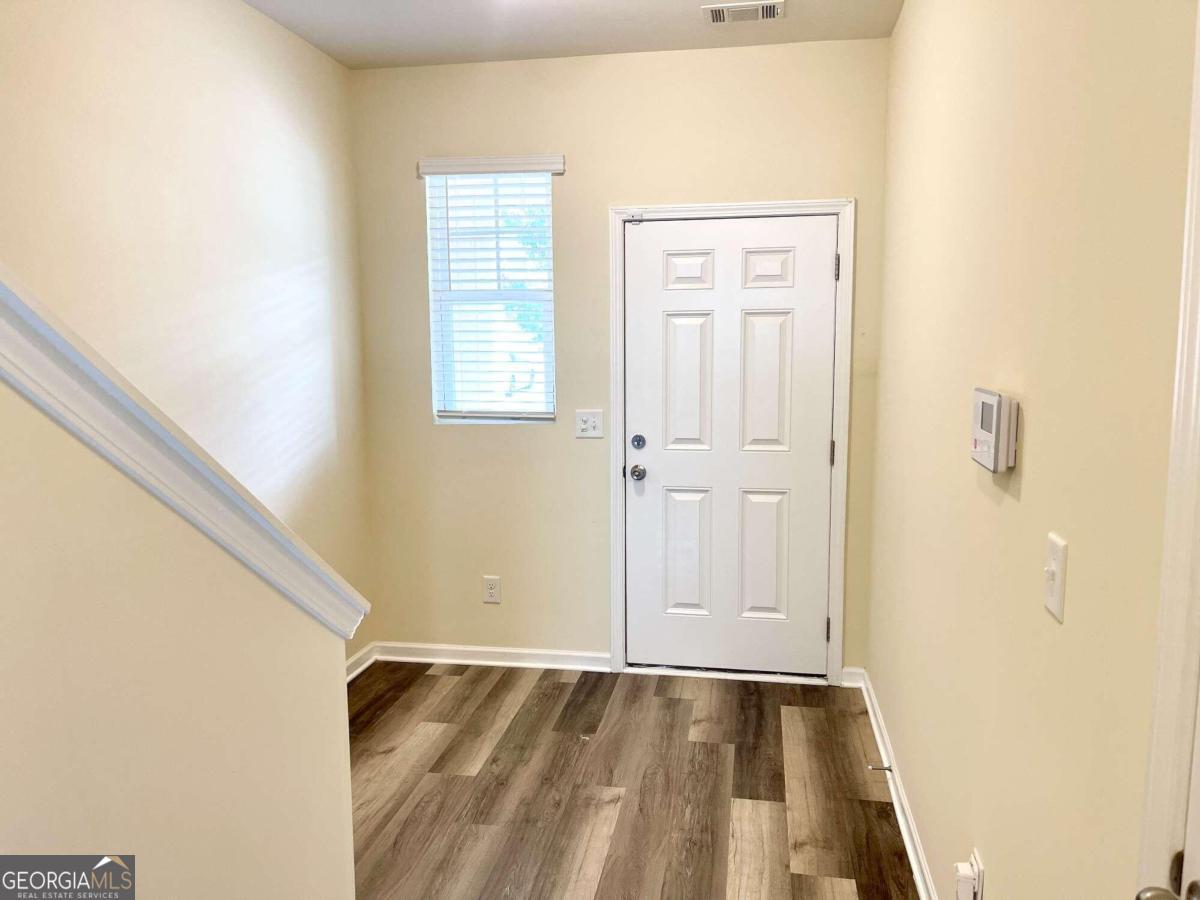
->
(575, 409), (604, 438)
(1045, 533), (1067, 623)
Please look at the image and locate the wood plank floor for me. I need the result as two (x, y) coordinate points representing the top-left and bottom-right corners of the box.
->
(349, 664), (919, 900)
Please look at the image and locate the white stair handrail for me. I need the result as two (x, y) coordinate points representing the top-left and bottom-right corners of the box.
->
(0, 267), (369, 639)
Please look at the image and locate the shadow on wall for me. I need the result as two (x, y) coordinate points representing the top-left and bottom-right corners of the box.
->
(128, 256), (371, 599)
(845, 365), (880, 665)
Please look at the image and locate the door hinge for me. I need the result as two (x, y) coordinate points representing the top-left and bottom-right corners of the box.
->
(834, 252), (841, 281)
(628, 213), (644, 226)
(829, 439), (836, 466)
(826, 617), (832, 642)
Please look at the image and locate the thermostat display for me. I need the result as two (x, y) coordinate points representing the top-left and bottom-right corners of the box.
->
(972, 388), (1018, 473)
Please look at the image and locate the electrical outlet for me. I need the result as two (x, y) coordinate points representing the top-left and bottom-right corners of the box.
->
(575, 409), (604, 438)
(482, 575), (501, 604)
(955, 849), (985, 900)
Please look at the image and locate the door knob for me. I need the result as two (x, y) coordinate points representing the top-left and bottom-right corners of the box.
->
(631, 433), (646, 449)
(630, 464), (647, 481)
(1136, 887), (1184, 900)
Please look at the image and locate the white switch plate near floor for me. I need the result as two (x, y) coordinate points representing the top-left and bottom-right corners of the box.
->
(575, 409), (604, 438)
(482, 575), (501, 604)
(1044, 533), (1068, 623)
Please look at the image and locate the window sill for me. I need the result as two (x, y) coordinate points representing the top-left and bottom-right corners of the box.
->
(433, 414), (557, 426)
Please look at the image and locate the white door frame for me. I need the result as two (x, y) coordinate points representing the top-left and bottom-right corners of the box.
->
(608, 199), (856, 685)
(1140, 11), (1200, 887)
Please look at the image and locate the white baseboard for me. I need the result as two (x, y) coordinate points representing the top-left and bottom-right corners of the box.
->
(345, 643), (378, 682)
(346, 641), (612, 682)
(842, 666), (937, 900)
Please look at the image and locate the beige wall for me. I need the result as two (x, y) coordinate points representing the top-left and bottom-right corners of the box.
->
(0, 0), (369, 592)
(0, 386), (355, 898)
(348, 40), (890, 661)
(0, 2), (361, 892)
(868, 1), (1195, 896)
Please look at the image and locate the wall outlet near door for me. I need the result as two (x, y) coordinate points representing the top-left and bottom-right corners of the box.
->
(574, 409), (604, 438)
(482, 575), (501, 604)
(954, 848), (985, 900)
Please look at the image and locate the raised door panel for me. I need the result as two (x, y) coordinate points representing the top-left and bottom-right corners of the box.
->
(741, 310), (793, 451)
(740, 489), (790, 620)
(664, 250), (715, 290)
(663, 487), (712, 616)
(743, 247), (796, 288)
(664, 311), (713, 450)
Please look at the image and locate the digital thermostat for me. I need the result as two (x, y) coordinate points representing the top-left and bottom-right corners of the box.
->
(972, 388), (1019, 473)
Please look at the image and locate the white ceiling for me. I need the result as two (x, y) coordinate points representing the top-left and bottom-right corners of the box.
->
(244, 0), (904, 69)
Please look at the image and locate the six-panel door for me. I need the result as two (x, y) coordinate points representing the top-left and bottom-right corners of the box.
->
(624, 215), (839, 674)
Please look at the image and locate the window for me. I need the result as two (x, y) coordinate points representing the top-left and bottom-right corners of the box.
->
(423, 164), (557, 421)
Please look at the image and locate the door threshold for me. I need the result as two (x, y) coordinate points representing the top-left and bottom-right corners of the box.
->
(623, 662), (830, 686)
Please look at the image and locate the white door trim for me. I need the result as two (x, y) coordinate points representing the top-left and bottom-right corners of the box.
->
(1140, 10), (1200, 887)
(608, 199), (856, 684)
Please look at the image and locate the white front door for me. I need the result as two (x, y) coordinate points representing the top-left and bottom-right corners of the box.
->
(624, 214), (840, 675)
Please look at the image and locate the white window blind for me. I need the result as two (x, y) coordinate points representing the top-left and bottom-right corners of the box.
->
(425, 170), (556, 420)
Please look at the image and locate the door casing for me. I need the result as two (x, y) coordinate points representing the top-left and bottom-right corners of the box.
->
(607, 200), (856, 684)
(1140, 9), (1200, 889)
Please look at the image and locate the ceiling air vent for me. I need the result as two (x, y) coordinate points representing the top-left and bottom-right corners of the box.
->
(703, 1), (785, 24)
